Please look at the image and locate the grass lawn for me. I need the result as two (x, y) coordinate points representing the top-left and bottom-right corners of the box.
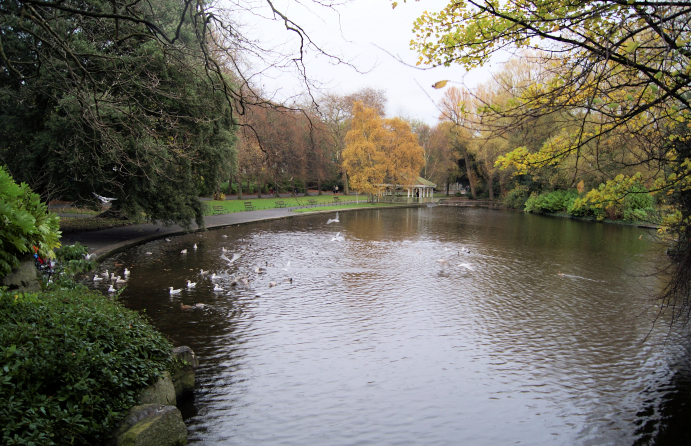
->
(203, 195), (359, 215)
(290, 203), (399, 213)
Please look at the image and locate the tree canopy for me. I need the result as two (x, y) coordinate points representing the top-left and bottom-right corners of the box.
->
(402, 0), (691, 326)
(343, 102), (424, 195)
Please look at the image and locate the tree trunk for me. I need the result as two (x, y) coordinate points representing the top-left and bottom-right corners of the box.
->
(446, 181), (450, 196)
(342, 170), (349, 195)
(257, 176), (262, 198)
(302, 175), (308, 196)
(317, 178), (322, 195)
(487, 174), (494, 200)
(463, 149), (476, 199)
(228, 176), (233, 196)
(237, 174), (243, 200)
(291, 178), (295, 196)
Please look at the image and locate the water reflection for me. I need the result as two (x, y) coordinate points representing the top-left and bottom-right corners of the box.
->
(93, 207), (689, 445)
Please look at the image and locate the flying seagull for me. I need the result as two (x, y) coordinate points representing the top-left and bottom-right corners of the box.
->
(93, 192), (117, 204)
(220, 253), (241, 265)
(327, 212), (340, 224)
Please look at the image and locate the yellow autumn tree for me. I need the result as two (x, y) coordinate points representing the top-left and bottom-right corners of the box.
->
(343, 102), (425, 194)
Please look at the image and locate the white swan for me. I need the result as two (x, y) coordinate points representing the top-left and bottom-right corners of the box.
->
(123, 268), (130, 277)
(101, 270), (109, 278)
(200, 269), (209, 275)
(213, 284), (223, 291)
(115, 276), (127, 284)
(108, 285), (116, 293)
(187, 280), (196, 288)
(169, 287), (182, 295)
(110, 273), (117, 281)
(211, 273), (220, 280)
(181, 249), (187, 254)
(193, 244), (198, 250)
(93, 275), (103, 282)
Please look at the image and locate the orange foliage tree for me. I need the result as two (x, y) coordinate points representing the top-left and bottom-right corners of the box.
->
(343, 102), (425, 195)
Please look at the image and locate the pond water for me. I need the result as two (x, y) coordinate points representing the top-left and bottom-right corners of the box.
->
(94, 207), (691, 445)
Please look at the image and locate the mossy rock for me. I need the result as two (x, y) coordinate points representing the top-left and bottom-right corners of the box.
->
(114, 404), (186, 446)
(139, 371), (176, 406)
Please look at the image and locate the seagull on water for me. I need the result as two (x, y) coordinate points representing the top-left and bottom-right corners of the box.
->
(187, 280), (196, 288)
(93, 275), (103, 282)
(124, 268), (131, 277)
(193, 244), (198, 250)
(200, 269), (209, 275)
(281, 261), (291, 271)
(169, 287), (182, 295)
(458, 263), (475, 271)
(115, 276), (127, 284)
(331, 232), (344, 242)
(108, 285), (116, 293)
(181, 249), (187, 254)
(213, 284), (223, 291)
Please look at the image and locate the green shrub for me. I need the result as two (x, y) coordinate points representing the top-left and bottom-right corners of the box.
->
(503, 186), (529, 209)
(0, 166), (61, 278)
(524, 189), (578, 213)
(51, 243), (95, 278)
(0, 287), (173, 445)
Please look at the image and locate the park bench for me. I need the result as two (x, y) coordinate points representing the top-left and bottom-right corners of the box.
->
(212, 205), (224, 215)
(333, 196), (341, 203)
(307, 199), (317, 206)
(275, 200), (287, 208)
(244, 202), (256, 211)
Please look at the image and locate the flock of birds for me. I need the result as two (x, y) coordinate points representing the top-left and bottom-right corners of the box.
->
(90, 210), (503, 310)
(92, 267), (130, 293)
(435, 246), (475, 271)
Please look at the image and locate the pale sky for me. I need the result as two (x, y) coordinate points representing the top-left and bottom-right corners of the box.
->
(232, 0), (508, 125)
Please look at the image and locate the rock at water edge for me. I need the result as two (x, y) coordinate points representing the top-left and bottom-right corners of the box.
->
(138, 371), (176, 406)
(115, 404), (187, 446)
(171, 346), (198, 400)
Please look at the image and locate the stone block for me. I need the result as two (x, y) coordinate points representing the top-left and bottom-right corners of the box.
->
(1, 258), (40, 292)
(138, 371), (176, 406)
(171, 346), (199, 369)
(171, 346), (198, 400)
(114, 404), (187, 446)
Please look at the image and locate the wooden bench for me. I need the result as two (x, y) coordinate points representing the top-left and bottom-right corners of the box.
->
(244, 202), (256, 211)
(275, 200), (287, 208)
(307, 199), (317, 206)
(212, 205), (224, 215)
(333, 196), (341, 203)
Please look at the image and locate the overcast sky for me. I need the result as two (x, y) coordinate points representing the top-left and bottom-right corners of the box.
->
(234, 0), (509, 125)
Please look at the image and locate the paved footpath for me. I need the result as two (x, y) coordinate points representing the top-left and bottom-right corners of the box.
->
(61, 207), (301, 261)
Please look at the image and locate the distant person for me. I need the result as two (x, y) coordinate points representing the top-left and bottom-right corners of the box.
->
(335, 185), (339, 195)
